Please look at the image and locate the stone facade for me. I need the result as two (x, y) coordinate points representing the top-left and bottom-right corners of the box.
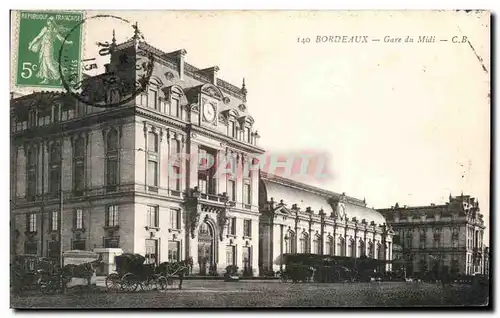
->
(10, 34), (263, 276)
(378, 194), (487, 276)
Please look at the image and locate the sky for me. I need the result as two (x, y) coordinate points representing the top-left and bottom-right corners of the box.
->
(11, 10), (491, 241)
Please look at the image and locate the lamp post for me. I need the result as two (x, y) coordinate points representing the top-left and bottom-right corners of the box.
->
(185, 186), (201, 239)
(218, 191), (230, 241)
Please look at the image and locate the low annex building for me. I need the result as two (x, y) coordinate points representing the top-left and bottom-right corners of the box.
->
(258, 172), (394, 274)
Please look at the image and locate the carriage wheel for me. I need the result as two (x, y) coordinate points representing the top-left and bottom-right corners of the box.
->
(166, 276), (175, 286)
(121, 273), (138, 292)
(140, 278), (157, 291)
(280, 274), (288, 283)
(105, 273), (120, 292)
(38, 276), (49, 293)
(157, 276), (167, 291)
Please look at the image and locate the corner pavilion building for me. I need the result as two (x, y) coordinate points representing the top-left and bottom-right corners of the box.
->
(10, 32), (394, 276)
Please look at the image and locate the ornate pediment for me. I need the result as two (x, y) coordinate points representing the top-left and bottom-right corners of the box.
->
(238, 115), (255, 127)
(162, 84), (185, 99)
(149, 75), (164, 87)
(201, 84), (223, 100)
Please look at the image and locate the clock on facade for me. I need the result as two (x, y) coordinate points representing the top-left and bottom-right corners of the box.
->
(203, 103), (216, 122)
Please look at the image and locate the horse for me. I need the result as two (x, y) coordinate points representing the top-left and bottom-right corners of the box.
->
(61, 257), (102, 291)
(157, 259), (191, 290)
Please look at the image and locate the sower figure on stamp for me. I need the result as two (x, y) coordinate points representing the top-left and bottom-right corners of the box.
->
(28, 16), (73, 85)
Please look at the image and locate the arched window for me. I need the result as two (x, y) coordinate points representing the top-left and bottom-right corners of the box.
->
(106, 129), (119, 190)
(358, 240), (365, 258)
(377, 243), (384, 260)
(299, 232), (309, 253)
(285, 230), (295, 254)
(49, 143), (61, 195)
(349, 238), (356, 257)
(368, 241), (374, 258)
(337, 236), (345, 256)
(313, 234), (321, 254)
(325, 236), (334, 256)
(26, 147), (37, 200)
(73, 138), (85, 194)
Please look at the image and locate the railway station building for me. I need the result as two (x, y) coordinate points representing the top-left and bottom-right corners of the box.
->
(10, 32), (394, 276)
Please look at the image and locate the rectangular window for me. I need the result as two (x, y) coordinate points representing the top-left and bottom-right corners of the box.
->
(228, 217), (236, 235)
(106, 158), (118, 186)
(243, 219), (252, 237)
(173, 166), (181, 191)
(49, 169), (60, 195)
(170, 140), (179, 157)
(145, 239), (158, 264)
(148, 89), (157, 110)
(168, 241), (180, 262)
(75, 209), (83, 229)
(72, 240), (86, 251)
(148, 160), (158, 186)
(226, 245), (235, 265)
(170, 209), (180, 230)
(243, 182), (251, 205)
(171, 98), (179, 117)
(74, 164), (85, 192)
(104, 237), (120, 248)
(147, 205), (158, 228)
(227, 179), (236, 201)
(246, 127), (251, 143)
(230, 121), (236, 138)
(27, 213), (36, 233)
(27, 170), (37, 200)
(148, 133), (158, 153)
(326, 241), (333, 256)
(51, 211), (58, 232)
(140, 94), (148, 107)
(198, 173), (208, 194)
(106, 205), (119, 227)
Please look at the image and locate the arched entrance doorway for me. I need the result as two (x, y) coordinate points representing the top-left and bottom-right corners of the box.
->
(198, 221), (215, 275)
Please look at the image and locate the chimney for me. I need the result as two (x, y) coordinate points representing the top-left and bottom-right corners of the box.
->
(200, 66), (219, 84)
(166, 49), (187, 80)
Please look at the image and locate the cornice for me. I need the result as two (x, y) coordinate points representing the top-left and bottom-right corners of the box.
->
(190, 124), (265, 154)
(260, 172), (366, 207)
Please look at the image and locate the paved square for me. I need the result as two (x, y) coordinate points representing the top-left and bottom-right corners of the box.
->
(11, 281), (488, 308)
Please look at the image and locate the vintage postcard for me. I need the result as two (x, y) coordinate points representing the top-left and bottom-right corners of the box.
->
(9, 10), (490, 308)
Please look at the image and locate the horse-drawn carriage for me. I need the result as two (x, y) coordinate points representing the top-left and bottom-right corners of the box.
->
(105, 253), (167, 292)
(11, 255), (61, 294)
(104, 253), (191, 292)
(276, 253), (357, 283)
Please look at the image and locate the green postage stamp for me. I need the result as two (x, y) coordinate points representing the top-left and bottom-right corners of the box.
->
(14, 10), (83, 89)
